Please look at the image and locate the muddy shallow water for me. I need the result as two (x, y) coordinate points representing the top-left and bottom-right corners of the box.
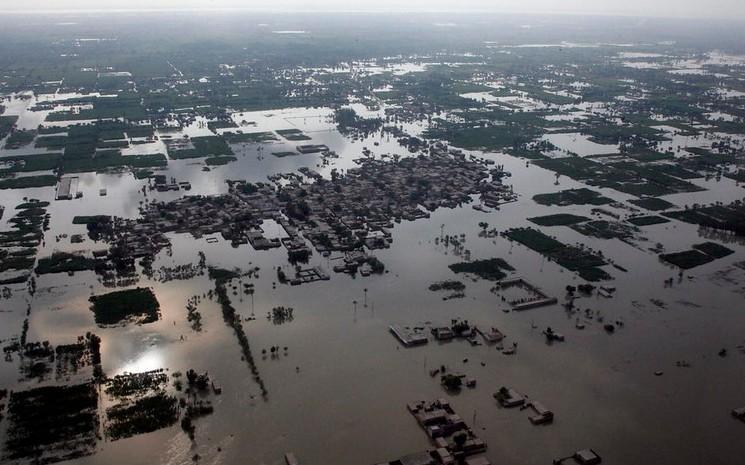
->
(1, 97), (745, 465)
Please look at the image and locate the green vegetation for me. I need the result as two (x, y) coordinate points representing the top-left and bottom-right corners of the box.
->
(105, 392), (179, 441)
(127, 126), (155, 138)
(660, 249), (714, 269)
(4, 129), (36, 149)
(627, 215), (670, 226)
(134, 169), (155, 179)
(72, 215), (112, 225)
(205, 156), (237, 166)
(0, 153), (62, 174)
(104, 369), (197, 443)
(533, 188), (613, 206)
(505, 227), (610, 281)
(663, 202), (745, 237)
(0, 201), (47, 278)
(572, 220), (638, 240)
(237, 182), (259, 194)
(208, 267), (240, 281)
(692, 241), (734, 259)
(35, 135), (68, 149)
(581, 122), (666, 145)
(0, 254), (36, 273)
(533, 157), (703, 198)
(504, 227), (563, 252)
(55, 333), (102, 380)
(38, 126), (67, 135)
(168, 135), (233, 159)
(426, 122), (539, 151)
(724, 169), (745, 183)
(0, 115), (18, 139)
(105, 370), (169, 397)
(210, 268), (268, 398)
(577, 267), (614, 282)
(627, 150), (674, 162)
(448, 258), (514, 281)
(528, 213), (589, 226)
(3, 383), (99, 463)
(441, 373), (463, 391)
(30, 123), (164, 173)
(335, 107), (382, 135)
(629, 197), (675, 211)
(429, 280), (466, 292)
(207, 119), (237, 131)
(97, 140), (129, 149)
(46, 95), (146, 121)
(0, 175), (57, 190)
(89, 287), (160, 326)
(525, 85), (576, 105)
(61, 152), (166, 173)
(15, 201), (50, 209)
(36, 252), (96, 275)
(191, 136), (233, 156)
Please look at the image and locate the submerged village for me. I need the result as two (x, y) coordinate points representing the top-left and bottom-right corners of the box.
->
(1, 12), (745, 465)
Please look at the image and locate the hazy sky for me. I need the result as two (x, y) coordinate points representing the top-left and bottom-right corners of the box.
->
(4, 0), (745, 20)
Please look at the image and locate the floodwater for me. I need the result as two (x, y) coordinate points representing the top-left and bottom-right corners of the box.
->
(1, 95), (745, 465)
(542, 132), (619, 157)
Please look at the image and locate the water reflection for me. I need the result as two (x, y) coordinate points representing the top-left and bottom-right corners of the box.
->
(117, 348), (164, 376)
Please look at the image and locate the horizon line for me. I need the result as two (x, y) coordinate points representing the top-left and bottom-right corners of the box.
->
(0, 8), (743, 22)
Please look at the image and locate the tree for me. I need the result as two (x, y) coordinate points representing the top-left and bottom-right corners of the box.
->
(441, 374), (462, 391)
(453, 431), (467, 449)
(186, 369), (197, 385)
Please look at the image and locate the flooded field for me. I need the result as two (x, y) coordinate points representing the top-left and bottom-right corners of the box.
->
(1, 11), (745, 465)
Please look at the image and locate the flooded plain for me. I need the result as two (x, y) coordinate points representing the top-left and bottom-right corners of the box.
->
(1, 110), (744, 465)
(1, 36), (745, 465)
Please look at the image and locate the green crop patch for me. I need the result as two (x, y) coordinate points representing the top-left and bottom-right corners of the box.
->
(89, 287), (160, 326)
(533, 188), (613, 206)
(448, 258), (514, 281)
(692, 241), (734, 259)
(629, 197), (675, 211)
(205, 156), (237, 166)
(660, 249), (714, 269)
(627, 215), (670, 226)
(3, 383), (99, 463)
(36, 252), (96, 275)
(528, 213), (590, 226)
(0, 175), (57, 190)
(505, 227), (611, 281)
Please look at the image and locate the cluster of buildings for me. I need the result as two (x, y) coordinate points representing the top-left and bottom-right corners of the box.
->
(389, 324), (429, 347)
(296, 144), (329, 154)
(93, 151), (509, 284)
(494, 386), (554, 425)
(377, 399), (489, 465)
(288, 266), (329, 285)
(283, 153), (501, 254)
(153, 175), (191, 192)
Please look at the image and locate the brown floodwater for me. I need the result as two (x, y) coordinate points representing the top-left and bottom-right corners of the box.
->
(1, 97), (745, 465)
